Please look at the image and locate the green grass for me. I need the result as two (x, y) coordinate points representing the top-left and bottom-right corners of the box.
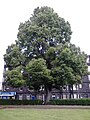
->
(0, 109), (90, 120)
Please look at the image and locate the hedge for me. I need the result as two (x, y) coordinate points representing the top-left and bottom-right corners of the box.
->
(0, 99), (42, 105)
(1, 99), (90, 105)
(49, 99), (90, 105)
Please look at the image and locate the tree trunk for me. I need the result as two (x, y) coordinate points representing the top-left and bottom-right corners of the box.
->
(44, 89), (51, 104)
(60, 87), (63, 99)
(69, 85), (73, 99)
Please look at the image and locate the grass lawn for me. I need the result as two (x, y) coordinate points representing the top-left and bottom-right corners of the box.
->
(0, 109), (90, 120)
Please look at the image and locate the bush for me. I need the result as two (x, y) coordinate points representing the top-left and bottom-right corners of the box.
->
(0, 99), (42, 105)
(1, 99), (90, 105)
(49, 99), (90, 106)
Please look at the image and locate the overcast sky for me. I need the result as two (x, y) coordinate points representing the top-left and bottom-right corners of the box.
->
(0, 0), (90, 89)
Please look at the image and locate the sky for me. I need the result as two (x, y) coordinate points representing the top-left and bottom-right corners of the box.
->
(0, 0), (90, 89)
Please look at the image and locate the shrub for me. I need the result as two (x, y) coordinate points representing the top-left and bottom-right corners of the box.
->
(0, 99), (42, 105)
(49, 99), (90, 105)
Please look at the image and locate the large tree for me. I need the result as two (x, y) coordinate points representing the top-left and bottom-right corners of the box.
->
(4, 6), (88, 102)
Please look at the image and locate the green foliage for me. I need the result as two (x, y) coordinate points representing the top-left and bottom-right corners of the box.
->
(49, 99), (90, 105)
(0, 99), (42, 105)
(17, 6), (72, 59)
(3, 6), (88, 102)
(4, 67), (25, 87)
(1, 99), (90, 106)
(4, 44), (25, 70)
(51, 44), (88, 88)
(26, 58), (53, 91)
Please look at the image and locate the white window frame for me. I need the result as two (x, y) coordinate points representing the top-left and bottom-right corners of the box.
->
(88, 66), (90, 72)
(66, 86), (68, 90)
(63, 94), (66, 99)
(26, 95), (30, 100)
(79, 84), (82, 89)
(19, 95), (23, 100)
(89, 84), (90, 89)
(73, 84), (77, 90)
(88, 75), (90, 81)
(74, 94), (77, 99)
(87, 57), (89, 63)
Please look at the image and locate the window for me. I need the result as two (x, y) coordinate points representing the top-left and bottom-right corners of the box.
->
(77, 94), (80, 99)
(88, 66), (90, 72)
(52, 94), (56, 99)
(89, 84), (90, 89)
(73, 85), (78, 90)
(26, 95), (30, 100)
(19, 95), (23, 100)
(67, 94), (69, 99)
(66, 86), (68, 90)
(79, 84), (82, 88)
(88, 75), (90, 81)
(87, 57), (89, 63)
(73, 85), (77, 90)
(63, 94), (66, 99)
(57, 95), (60, 99)
(74, 94), (77, 99)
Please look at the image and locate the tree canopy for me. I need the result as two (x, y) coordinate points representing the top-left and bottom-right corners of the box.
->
(4, 6), (88, 102)
(17, 6), (72, 60)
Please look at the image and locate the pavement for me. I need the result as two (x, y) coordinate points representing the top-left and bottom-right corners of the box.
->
(0, 105), (90, 109)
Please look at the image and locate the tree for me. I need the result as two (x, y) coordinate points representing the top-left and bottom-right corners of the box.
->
(26, 58), (53, 103)
(4, 6), (88, 102)
(51, 43), (88, 98)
